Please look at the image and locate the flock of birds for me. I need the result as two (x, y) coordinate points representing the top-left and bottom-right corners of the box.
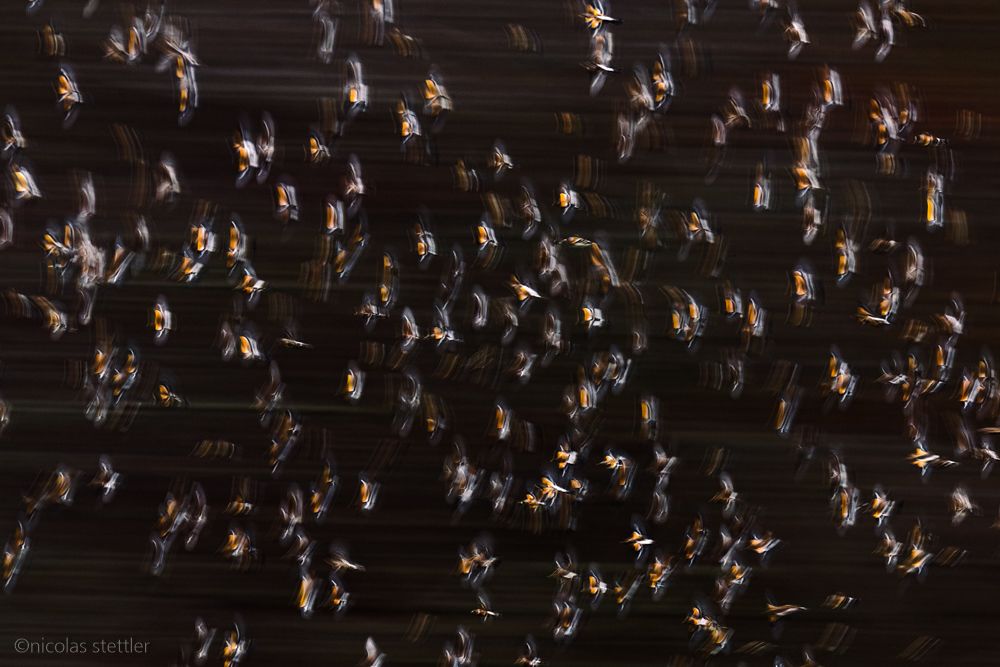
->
(0, 0), (995, 665)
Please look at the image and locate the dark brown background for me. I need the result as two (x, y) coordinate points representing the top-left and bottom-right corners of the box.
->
(1, 0), (1000, 664)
